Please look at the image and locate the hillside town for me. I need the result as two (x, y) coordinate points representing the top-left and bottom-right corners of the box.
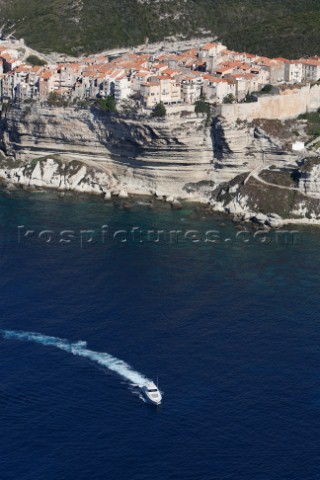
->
(1, 40), (320, 109)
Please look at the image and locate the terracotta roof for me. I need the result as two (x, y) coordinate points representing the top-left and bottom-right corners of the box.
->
(163, 68), (181, 76)
(157, 74), (171, 80)
(135, 71), (151, 77)
(301, 59), (320, 66)
(215, 66), (233, 74)
(142, 82), (159, 87)
(273, 57), (290, 63)
(31, 66), (44, 73)
(202, 43), (218, 50)
(152, 63), (167, 69)
(204, 75), (233, 84)
(41, 71), (53, 79)
(14, 64), (32, 73)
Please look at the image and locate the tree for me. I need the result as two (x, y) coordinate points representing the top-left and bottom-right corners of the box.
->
(243, 91), (256, 103)
(47, 91), (68, 107)
(26, 55), (47, 66)
(47, 91), (60, 105)
(223, 94), (236, 104)
(151, 102), (166, 118)
(260, 84), (273, 94)
(195, 99), (210, 114)
(96, 95), (117, 112)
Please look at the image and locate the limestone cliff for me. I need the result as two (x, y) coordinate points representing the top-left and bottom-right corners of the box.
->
(0, 104), (216, 201)
(0, 102), (319, 224)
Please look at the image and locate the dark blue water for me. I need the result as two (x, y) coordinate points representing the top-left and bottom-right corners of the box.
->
(0, 190), (320, 480)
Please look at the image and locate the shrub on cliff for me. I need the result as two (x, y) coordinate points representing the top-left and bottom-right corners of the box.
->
(47, 92), (69, 107)
(223, 94), (236, 104)
(195, 99), (210, 114)
(26, 55), (47, 66)
(242, 92), (257, 103)
(260, 84), (273, 94)
(151, 102), (166, 118)
(96, 96), (117, 112)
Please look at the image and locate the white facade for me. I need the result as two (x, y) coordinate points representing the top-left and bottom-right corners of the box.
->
(114, 76), (132, 101)
(131, 72), (152, 92)
(203, 79), (236, 104)
(181, 78), (203, 104)
(284, 62), (303, 83)
(2, 73), (14, 99)
(141, 78), (182, 108)
(302, 62), (320, 81)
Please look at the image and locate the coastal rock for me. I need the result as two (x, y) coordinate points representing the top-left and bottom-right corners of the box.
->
(119, 190), (129, 199)
(251, 213), (269, 225)
(1, 103), (320, 223)
(0, 104), (216, 202)
(299, 158), (320, 198)
(0, 104), (299, 203)
(171, 199), (182, 209)
(211, 117), (296, 182)
(266, 213), (284, 228)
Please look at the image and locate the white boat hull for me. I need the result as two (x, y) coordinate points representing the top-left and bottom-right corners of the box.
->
(141, 383), (162, 405)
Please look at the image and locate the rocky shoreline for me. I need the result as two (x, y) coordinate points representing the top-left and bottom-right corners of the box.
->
(1, 103), (320, 226)
(2, 161), (320, 229)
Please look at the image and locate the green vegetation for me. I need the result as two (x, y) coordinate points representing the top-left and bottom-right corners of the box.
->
(26, 54), (47, 66)
(223, 94), (236, 104)
(242, 92), (256, 103)
(260, 84), (274, 94)
(2, 0), (320, 57)
(195, 99), (210, 114)
(151, 102), (166, 118)
(47, 91), (68, 106)
(195, 99), (211, 126)
(96, 95), (117, 112)
(298, 112), (320, 122)
(307, 126), (320, 137)
(298, 111), (320, 138)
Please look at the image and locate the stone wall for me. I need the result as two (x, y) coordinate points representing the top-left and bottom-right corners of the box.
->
(219, 84), (320, 122)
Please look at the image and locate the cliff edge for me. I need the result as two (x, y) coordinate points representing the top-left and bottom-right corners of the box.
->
(1, 102), (320, 224)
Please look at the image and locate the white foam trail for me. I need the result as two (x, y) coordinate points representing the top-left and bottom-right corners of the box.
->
(0, 330), (150, 387)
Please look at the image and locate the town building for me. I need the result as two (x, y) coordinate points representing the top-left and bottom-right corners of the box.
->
(284, 61), (303, 83)
(1, 39), (318, 111)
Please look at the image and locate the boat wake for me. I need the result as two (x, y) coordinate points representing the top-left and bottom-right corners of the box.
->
(0, 329), (151, 388)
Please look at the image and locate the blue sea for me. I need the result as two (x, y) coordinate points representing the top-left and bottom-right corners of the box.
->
(0, 189), (320, 480)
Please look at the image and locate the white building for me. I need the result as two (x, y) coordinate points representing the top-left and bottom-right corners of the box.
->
(181, 77), (203, 104)
(199, 42), (226, 59)
(202, 76), (236, 104)
(141, 76), (182, 108)
(301, 60), (320, 81)
(284, 61), (303, 83)
(114, 75), (132, 101)
(2, 72), (14, 100)
(131, 71), (152, 93)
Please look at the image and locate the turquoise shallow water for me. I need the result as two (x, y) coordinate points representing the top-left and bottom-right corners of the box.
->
(0, 190), (320, 480)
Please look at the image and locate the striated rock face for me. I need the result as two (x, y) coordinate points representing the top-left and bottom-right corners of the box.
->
(0, 103), (298, 201)
(1, 104), (217, 201)
(298, 159), (320, 198)
(211, 117), (297, 182)
(1, 158), (114, 195)
(210, 162), (320, 224)
(3, 102), (320, 223)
